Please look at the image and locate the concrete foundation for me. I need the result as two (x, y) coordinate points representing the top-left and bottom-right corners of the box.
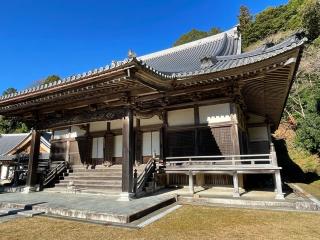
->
(0, 192), (176, 223)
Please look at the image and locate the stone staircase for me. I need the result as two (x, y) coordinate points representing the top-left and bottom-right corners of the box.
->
(44, 164), (146, 195)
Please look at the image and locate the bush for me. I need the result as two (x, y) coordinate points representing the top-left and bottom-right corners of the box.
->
(296, 113), (320, 153)
(173, 28), (221, 46)
(301, 0), (320, 41)
(242, 0), (305, 47)
(294, 75), (320, 154)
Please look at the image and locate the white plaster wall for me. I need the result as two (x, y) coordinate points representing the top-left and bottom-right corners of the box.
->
(92, 137), (104, 158)
(199, 103), (231, 124)
(152, 131), (160, 155)
(168, 108), (194, 126)
(248, 127), (269, 142)
(90, 121), (108, 132)
(142, 132), (152, 156)
(0, 165), (8, 180)
(53, 129), (69, 140)
(142, 131), (160, 156)
(113, 135), (123, 157)
(70, 125), (86, 138)
(110, 119), (123, 130)
(140, 116), (163, 126)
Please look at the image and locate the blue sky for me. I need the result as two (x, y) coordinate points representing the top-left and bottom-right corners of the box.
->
(0, 0), (288, 93)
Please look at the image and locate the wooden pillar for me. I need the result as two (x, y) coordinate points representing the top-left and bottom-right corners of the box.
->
(86, 136), (93, 166)
(233, 172), (240, 197)
(274, 170), (284, 200)
(66, 140), (70, 163)
(135, 119), (143, 165)
(230, 103), (244, 189)
(118, 109), (134, 201)
(159, 126), (165, 160)
(230, 103), (241, 155)
(25, 129), (41, 192)
(189, 170), (194, 194)
(160, 111), (168, 162)
(105, 122), (114, 164)
(194, 105), (200, 156)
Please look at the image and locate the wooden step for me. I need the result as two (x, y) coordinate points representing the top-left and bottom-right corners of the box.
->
(43, 186), (122, 195)
(71, 168), (123, 173)
(59, 179), (122, 185)
(54, 183), (121, 190)
(68, 172), (122, 178)
(62, 176), (122, 181)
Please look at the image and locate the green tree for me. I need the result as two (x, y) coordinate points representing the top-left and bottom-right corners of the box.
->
(173, 29), (208, 46)
(42, 75), (61, 85)
(0, 116), (28, 134)
(0, 87), (28, 134)
(30, 74), (61, 88)
(238, 5), (252, 32)
(295, 76), (320, 153)
(2, 87), (17, 96)
(173, 28), (221, 46)
(301, 0), (320, 41)
(296, 113), (320, 153)
(208, 27), (221, 36)
(240, 0), (305, 48)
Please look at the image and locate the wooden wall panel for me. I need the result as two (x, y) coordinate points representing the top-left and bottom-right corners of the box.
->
(210, 126), (233, 155)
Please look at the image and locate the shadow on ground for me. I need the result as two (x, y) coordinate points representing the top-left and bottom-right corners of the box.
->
(274, 138), (320, 184)
(245, 138), (319, 191)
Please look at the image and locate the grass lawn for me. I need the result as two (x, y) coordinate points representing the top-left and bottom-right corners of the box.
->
(0, 206), (319, 240)
(297, 180), (320, 200)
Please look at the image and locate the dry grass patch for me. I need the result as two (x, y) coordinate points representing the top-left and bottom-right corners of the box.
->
(244, 30), (294, 52)
(297, 180), (320, 200)
(0, 206), (319, 240)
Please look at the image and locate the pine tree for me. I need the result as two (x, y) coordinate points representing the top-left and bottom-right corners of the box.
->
(238, 6), (252, 32)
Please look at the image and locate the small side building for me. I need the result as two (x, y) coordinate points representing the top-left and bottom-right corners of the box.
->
(0, 132), (51, 185)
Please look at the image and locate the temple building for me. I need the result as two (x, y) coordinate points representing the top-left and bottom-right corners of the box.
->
(0, 27), (305, 200)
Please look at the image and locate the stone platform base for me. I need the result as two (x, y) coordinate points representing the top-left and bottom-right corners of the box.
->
(178, 196), (320, 212)
(0, 192), (176, 223)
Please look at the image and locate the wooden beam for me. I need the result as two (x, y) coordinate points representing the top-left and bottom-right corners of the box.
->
(230, 103), (241, 155)
(26, 130), (41, 190)
(105, 122), (114, 164)
(135, 118), (143, 164)
(121, 109), (134, 193)
(194, 105), (200, 156)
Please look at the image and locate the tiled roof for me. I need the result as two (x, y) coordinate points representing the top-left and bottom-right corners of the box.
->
(0, 27), (239, 101)
(138, 27), (240, 74)
(157, 33), (306, 78)
(0, 132), (51, 156)
(0, 133), (29, 156)
(0, 28), (306, 102)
